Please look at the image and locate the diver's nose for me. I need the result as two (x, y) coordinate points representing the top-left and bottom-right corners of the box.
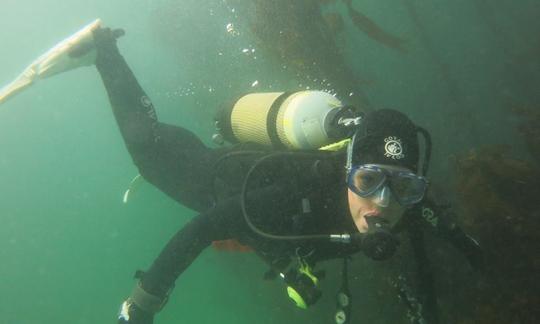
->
(372, 185), (391, 208)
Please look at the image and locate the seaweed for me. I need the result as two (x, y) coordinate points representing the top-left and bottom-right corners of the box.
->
(511, 106), (540, 164)
(245, 0), (371, 109)
(453, 144), (540, 323)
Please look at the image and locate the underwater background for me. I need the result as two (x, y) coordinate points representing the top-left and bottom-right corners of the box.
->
(0, 0), (539, 323)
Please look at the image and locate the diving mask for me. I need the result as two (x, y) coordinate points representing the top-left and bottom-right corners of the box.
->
(347, 164), (427, 206)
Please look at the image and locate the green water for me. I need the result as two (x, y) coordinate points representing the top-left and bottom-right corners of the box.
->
(1, 0), (539, 323)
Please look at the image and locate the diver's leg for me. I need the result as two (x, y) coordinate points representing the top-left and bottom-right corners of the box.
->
(93, 28), (219, 211)
(93, 27), (162, 157)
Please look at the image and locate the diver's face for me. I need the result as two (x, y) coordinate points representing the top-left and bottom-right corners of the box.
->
(347, 165), (409, 233)
(348, 189), (406, 233)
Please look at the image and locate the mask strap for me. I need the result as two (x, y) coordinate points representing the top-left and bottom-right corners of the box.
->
(345, 118), (367, 176)
(345, 132), (356, 175)
(416, 127), (432, 176)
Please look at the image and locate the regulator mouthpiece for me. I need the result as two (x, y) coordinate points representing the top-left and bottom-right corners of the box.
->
(361, 216), (399, 261)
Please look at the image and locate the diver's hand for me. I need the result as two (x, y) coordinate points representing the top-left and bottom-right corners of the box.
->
(118, 300), (154, 324)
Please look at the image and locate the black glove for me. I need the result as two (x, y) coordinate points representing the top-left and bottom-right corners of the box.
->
(117, 300), (154, 324)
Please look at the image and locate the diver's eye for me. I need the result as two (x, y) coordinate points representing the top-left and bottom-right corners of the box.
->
(354, 171), (382, 191)
(359, 174), (376, 186)
(391, 178), (409, 194)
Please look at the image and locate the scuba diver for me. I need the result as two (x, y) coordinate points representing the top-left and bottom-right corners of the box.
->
(0, 21), (483, 324)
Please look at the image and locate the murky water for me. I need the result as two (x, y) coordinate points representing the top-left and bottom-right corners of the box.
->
(0, 1), (538, 323)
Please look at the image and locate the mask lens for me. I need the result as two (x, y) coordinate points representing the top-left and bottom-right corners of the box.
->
(349, 165), (427, 205)
(349, 167), (385, 196)
(390, 174), (426, 204)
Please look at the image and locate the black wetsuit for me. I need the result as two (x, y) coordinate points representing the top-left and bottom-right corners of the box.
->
(95, 33), (481, 323)
(95, 36), (365, 298)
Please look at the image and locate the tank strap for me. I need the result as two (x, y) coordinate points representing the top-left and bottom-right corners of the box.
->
(267, 91), (294, 149)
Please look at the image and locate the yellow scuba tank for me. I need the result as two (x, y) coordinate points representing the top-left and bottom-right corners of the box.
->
(214, 91), (359, 150)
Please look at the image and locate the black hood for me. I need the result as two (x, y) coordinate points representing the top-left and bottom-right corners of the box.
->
(351, 109), (420, 172)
